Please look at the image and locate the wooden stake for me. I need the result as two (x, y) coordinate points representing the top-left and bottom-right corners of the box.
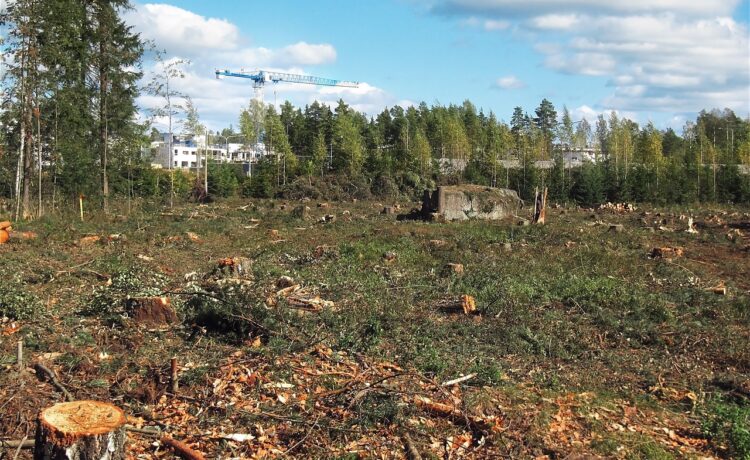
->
(170, 357), (179, 394)
(17, 340), (23, 373)
(78, 194), (84, 221)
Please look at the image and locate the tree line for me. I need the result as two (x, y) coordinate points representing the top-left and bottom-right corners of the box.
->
(1, 0), (749, 219)
(226, 99), (750, 205)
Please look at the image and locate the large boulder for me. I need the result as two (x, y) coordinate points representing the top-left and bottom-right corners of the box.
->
(422, 185), (522, 221)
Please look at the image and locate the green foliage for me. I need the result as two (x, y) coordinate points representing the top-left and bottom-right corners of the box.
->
(208, 163), (241, 198)
(85, 267), (167, 316)
(242, 157), (276, 198)
(571, 161), (606, 206)
(702, 401), (750, 459)
(183, 285), (270, 342)
(0, 276), (43, 320)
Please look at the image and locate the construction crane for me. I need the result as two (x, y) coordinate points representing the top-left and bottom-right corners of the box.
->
(215, 69), (359, 101)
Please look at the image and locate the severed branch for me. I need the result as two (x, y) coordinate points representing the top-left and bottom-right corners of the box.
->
(160, 436), (207, 460)
(402, 433), (423, 460)
(441, 373), (477, 387)
(0, 439), (34, 450)
(33, 363), (73, 402)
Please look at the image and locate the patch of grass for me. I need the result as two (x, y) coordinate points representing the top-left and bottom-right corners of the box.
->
(181, 365), (213, 387)
(591, 437), (621, 456)
(350, 392), (403, 428)
(702, 400), (750, 459)
(627, 439), (674, 460)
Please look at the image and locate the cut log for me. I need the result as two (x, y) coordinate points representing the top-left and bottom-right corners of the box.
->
(0, 229), (8, 245)
(78, 236), (101, 246)
(437, 295), (476, 315)
(126, 297), (177, 326)
(34, 400), (126, 460)
(0, 220), (12, 230)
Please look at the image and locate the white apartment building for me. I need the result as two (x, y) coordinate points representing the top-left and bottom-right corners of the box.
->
(153, 133), (268, 173)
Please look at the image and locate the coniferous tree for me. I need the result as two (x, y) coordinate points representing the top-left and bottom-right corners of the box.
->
(90, 0), (143, 211)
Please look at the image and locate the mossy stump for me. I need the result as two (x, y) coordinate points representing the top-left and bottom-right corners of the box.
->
(34, 401), (126, 460)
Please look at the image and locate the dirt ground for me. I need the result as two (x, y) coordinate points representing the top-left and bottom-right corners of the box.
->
(1, 199), (748, 459)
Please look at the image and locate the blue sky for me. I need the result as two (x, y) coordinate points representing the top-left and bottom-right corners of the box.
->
(126, 0), (750, 132)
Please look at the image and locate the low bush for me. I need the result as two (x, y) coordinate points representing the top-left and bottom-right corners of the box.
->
(0, 275), (43, 320)
(702, 400), (750, 459)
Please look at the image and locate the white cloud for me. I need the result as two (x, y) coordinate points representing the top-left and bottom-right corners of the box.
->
(530, 14), (579, 30)
(432, 0), (750, 115)
(127, 4), (240, 53)
(545, 51), (616, 76)
(494, 75), (525, 89)
(483, 19), (510, 30)
(459, 16), (510, 30)
(277, 42), (337, 66)
(127, 4), (383, 130)
(433, 0), (740, 17)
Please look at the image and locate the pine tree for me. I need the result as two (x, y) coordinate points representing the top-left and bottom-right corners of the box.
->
(534, 98), (557, 159)
(91, 0), (143, 212)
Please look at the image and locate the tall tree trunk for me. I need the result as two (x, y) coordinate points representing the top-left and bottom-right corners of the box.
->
(99, 32), (109, 213)
(14, 38), (28, 222)
(37, 105), (43, 218)
(22, 91), (33, 219)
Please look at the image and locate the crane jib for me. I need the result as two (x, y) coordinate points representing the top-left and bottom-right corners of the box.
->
(215, 69), (358, 88)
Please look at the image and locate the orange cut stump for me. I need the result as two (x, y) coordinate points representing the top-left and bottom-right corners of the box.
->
(35, 400), (126, 460)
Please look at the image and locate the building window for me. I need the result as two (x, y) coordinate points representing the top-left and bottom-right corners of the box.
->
(190, 162), (196, 167)
(181, 161), (188, 167)
(183, 151), (189, 155)
(174, 149), (178, 154)
(174, 161), (178, 167)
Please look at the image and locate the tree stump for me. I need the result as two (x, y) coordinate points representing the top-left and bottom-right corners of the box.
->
(126, 297), (177, 326)
(34, 400), (126, 460)
(532, 187), (548, 224)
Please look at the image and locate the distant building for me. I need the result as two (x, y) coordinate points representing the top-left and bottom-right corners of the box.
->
(153, 133), (269, 175)
(559, 146), (599, 165)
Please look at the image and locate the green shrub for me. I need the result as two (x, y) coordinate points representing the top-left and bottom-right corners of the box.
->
(0, 276), (43, 320)
(702, 401), (750, 459)
(85, 267), (167, 316)
(184, 284), (276, 343)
